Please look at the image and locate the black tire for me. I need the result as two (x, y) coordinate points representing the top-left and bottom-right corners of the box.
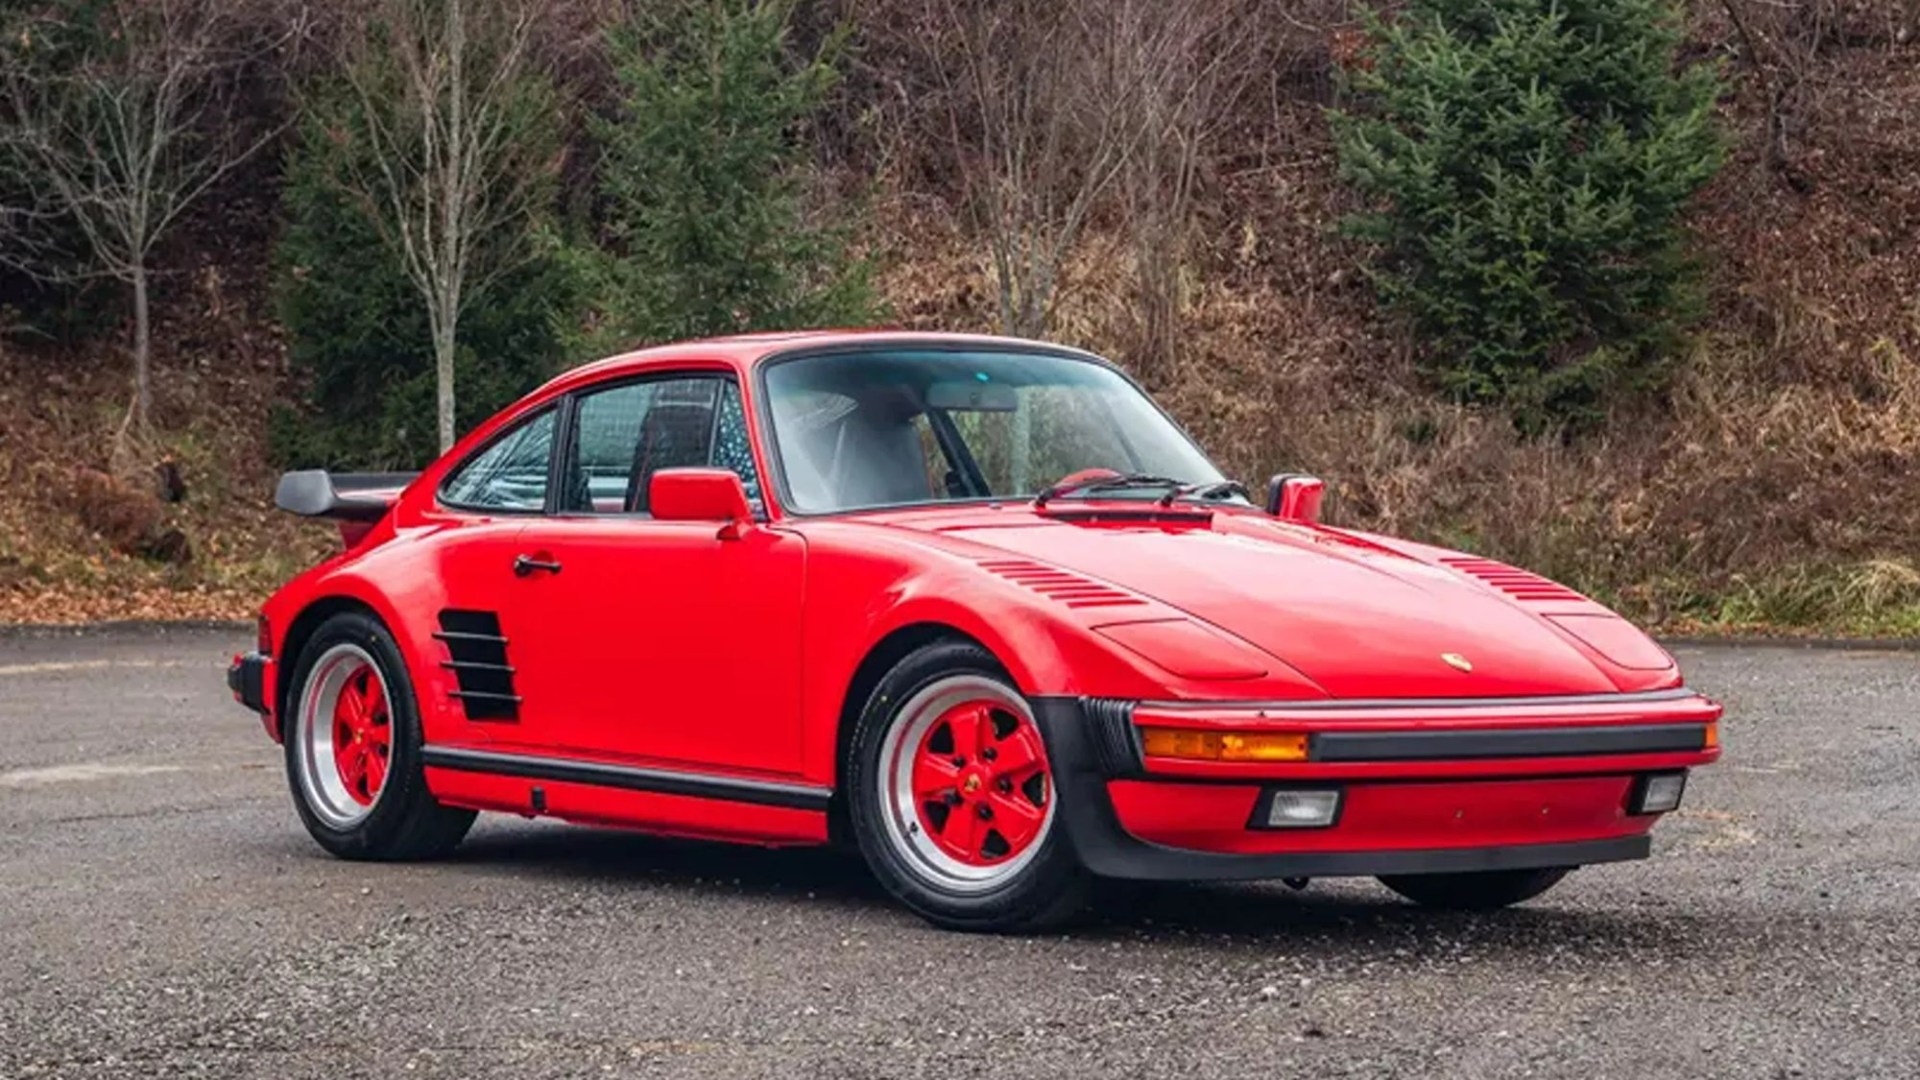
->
(1377, 867), (1572, 910)
(282, 610), (475, 860)
(847, 640), (1089, 932)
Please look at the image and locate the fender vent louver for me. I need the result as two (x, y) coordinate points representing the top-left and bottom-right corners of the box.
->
(1440, 556), (1586, 603)
(977, 559), (1148, 609)
(434, 609), (520, 721)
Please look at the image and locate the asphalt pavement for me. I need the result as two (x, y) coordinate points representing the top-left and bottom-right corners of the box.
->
(1, 627), (1916, 1078)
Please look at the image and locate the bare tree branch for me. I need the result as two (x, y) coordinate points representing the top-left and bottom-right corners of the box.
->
(925, 0), (1154, 339)
(1717, 0), (1853, 192)
(319, 0), (557, 452)
(0, 0), (300, 447)
(1102, 0), (1255, 378)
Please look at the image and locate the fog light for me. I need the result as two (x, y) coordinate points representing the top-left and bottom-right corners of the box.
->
(1630, 771), (1688, 815)
(1257, 788), (1343, 829)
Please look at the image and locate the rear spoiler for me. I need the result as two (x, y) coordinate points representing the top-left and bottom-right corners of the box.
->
(274, 471), (418, 522)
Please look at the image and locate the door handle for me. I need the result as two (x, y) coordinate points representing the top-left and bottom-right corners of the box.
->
(513, 554), (562, 578)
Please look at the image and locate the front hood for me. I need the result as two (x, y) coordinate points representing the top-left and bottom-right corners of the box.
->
(923, 513), (1621, 698)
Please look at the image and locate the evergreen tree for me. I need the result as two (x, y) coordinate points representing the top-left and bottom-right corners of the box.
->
(580, 0), (878, 350)
(1331, 0), (1723, 427)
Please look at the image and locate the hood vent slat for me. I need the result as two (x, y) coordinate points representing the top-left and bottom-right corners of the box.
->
(1440, 556), (1586, 603)
(977, 559), (1147, 609)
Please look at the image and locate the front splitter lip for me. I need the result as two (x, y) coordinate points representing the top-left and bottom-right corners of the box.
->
(1076, 832), (1651, 883)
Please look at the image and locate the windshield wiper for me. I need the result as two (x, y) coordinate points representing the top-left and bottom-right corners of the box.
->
(1033, 473), (1184, 508)
(1155, 479), (1250, 507)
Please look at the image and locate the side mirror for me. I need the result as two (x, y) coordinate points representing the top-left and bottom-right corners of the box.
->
(649, 468), (754, 538)
(1265, 473), (1325, 523)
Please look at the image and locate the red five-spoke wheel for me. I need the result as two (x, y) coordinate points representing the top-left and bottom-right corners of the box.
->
(880, 674), (1055, 891)
(330, 661), (391, 805)
(293, 643), (395, 827)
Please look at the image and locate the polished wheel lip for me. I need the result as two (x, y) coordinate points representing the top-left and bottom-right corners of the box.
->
(294, 643), (392, 829)
(878, 674), (1055, 895)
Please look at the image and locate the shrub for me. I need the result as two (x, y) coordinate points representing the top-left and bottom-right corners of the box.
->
(1331, 0), (1724, 427)
(576, 0), (880, 351)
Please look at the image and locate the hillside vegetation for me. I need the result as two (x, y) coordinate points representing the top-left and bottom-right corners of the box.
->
(1, 0), (1916, 632)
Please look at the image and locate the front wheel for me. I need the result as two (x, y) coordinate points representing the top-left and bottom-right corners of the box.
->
(847, 641), (1089, 932)
(283, 610), (475, 860)
(1377, 867), (1572, 910)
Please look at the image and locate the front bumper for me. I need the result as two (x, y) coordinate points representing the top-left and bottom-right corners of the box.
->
(1030, 692), (1720, 882)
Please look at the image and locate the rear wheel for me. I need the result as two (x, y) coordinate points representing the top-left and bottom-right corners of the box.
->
(1377, 867), (1572, 910)
(848, 641), (1088, 932)
(284, 611), (474, 860)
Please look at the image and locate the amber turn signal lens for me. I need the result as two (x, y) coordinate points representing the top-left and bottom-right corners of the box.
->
(1704, 721), (1719, 750)
(1140, 727), (1310, 763)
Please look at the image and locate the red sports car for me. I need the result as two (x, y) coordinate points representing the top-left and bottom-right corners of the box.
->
(230, 331), (1720, 931)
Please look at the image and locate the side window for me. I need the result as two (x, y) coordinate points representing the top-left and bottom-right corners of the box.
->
(558, 377), (762, 514)
(440, 408), (556, 512)
(711, 381), (762, 505)
(571, 382), (662, 512)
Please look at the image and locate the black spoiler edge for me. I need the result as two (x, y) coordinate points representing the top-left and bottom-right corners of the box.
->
(274, 471), (418, 522)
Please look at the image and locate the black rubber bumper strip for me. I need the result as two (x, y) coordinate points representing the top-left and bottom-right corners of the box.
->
(1028, 696), (1654, 883)
(1137, 686), (1698, 712)
(420, 745), (831, 811)
(1311, 722), (1710, 762)
(228, 651), (269, 715)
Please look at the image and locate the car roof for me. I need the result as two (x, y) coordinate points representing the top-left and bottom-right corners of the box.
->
(536, 329), (1103, 399)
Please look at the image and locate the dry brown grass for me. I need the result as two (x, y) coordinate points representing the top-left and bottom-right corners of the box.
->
(0, 330), (337, 622)
(0, 179), (338, 624)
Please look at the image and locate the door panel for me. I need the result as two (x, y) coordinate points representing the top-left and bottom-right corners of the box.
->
(412, 404), (558, 750)
(505, 519), (807, 775)
(404, 516), (538, 746)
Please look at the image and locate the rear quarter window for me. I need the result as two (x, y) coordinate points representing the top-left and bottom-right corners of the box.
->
(440, 408), (557, 512)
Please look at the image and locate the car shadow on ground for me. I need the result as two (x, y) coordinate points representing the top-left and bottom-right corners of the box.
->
(431, 819), (1713, 959)
(446, 818), (888, 905)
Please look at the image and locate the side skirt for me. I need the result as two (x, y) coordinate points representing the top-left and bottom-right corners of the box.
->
(420, 745), (832, 846)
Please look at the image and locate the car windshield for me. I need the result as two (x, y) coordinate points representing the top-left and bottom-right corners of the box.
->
(762, 348), (1231, 514)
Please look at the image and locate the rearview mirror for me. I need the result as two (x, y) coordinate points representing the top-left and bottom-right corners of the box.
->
(649, 468), (753, 538)
(926, 379), (1018, 412)
(1265, 473), (1325, 523)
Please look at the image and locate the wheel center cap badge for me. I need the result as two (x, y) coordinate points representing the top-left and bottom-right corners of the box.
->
(1442, 652), (1473, 672)
(962, 774), (982, 795)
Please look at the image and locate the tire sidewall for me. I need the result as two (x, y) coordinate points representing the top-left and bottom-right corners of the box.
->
(848, 641), (1084, 931)
(282, 611), (432, 858)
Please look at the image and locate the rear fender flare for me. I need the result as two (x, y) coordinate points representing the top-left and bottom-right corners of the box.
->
(269, 576), (431, 737)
